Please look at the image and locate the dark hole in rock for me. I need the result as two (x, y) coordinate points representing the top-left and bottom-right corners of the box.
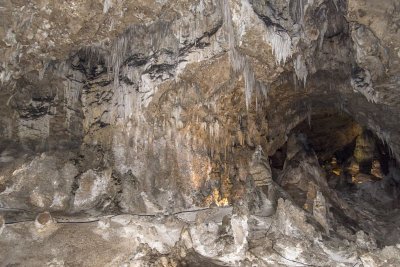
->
(269, 143), (287, 170)
(273, 111), (400, 247)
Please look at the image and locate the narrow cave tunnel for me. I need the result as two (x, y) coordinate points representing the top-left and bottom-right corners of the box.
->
(270, 111), (400, 247)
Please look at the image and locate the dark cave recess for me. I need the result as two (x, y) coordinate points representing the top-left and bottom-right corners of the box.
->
(270, 111), (400, 246)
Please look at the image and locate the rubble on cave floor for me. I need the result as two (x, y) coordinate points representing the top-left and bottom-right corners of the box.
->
(1, 120), (400, 266)
(1, 135), (400, 266)
(1, 194), (399, 266)
(1, 0), (400, 265)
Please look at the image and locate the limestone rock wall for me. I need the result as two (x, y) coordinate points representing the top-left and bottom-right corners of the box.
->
(0, 0), (399, 217)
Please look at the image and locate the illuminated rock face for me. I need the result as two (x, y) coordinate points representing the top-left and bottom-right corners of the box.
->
(1, 0), (400, 265)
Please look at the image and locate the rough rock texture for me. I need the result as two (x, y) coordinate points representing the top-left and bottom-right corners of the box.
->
(1, 0), (400, 265)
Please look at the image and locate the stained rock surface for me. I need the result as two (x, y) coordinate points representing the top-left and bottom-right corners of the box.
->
(1, 0), (400, 266)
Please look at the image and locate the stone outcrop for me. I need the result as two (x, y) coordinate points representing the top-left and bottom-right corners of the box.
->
(1, 0), (400, 265)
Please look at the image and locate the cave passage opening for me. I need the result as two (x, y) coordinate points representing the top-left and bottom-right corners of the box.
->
(271, 110), (400, 246)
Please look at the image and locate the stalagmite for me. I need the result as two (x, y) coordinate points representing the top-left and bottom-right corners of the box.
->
(1, 0), (400, 265)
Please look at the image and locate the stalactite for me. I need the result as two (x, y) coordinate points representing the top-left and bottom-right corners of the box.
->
(293, 0), (314, 27)
(265, 28), (292, 65)
(294, 54), (308, 87)
(109, 35), (129, 89)
(222, 0), (272, 110)
(223, 0), (290, 109)
(54, 62), (83, 129)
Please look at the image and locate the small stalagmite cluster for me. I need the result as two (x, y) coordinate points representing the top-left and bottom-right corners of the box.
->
(1, 0), (400, 266)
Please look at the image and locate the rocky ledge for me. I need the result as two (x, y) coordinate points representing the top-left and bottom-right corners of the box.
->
(1, 0), (400, 266)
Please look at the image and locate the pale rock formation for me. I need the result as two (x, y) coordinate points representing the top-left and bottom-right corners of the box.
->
(250, 145), (272, 187)
(0, 0), (399, 265)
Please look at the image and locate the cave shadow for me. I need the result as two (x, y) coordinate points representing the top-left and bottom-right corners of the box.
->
(269, 111), (400, 247)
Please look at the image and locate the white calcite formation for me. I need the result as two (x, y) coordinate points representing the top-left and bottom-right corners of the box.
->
(0, 0), (400, 265)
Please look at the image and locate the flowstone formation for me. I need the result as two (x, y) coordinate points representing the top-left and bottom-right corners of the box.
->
(1, 0), (400, 266)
